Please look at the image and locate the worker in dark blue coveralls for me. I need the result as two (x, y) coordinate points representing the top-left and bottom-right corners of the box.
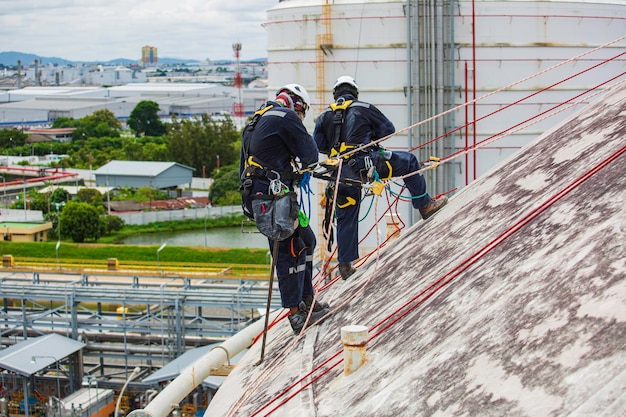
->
(240, 84), (330, 335)
(313, 76), (448, 280)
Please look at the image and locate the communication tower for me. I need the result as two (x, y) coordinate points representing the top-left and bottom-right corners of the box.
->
(232, 43), (244, 118)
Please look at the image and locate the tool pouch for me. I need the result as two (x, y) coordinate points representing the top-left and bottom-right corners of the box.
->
(251, 192), (299, 241)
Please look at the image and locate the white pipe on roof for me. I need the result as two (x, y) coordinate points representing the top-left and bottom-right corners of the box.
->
(127, 310), (280, 417)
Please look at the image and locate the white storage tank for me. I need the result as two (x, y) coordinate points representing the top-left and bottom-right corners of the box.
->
(264, 0), (625, 258)
(452, 0), (625, 184)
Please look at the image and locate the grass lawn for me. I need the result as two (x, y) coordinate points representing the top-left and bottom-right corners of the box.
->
(1, 214), (267, 265)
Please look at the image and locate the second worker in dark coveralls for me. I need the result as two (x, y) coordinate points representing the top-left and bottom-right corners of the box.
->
(240, 84), (330, 335)
(313, 76), (448, 280)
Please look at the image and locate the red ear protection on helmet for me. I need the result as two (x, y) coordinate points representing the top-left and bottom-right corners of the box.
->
(275, 92), (293, 109)
(275, 84), (310, 117)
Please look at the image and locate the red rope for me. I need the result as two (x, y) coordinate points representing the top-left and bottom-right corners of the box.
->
(441, 72), (626, 165)
(250, 144), (625, 416)
(249, 353), (343, 417)
(409, 51), (626, 156)
(369, 144), (625, 340)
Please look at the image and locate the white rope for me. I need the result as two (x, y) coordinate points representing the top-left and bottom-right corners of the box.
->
(338, 34), (626, 159)
(392, 78), (626, 185)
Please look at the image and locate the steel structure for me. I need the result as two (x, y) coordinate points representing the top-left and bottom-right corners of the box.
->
(127, 310), (280, 417)
(0, 269), (281, 379)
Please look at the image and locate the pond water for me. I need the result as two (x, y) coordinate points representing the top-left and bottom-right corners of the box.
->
(119, 226), (269, 249)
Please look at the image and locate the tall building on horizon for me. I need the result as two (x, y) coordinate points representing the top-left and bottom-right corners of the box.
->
(141, 45), (158, 65)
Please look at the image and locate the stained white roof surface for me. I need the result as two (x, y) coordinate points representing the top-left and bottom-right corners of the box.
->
(205, 84), (626, 416)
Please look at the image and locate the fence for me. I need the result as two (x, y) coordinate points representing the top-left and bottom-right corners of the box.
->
(114, 205), (241, 226)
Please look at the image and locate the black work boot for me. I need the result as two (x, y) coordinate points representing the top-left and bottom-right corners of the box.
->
(419, 195), (448, 220)
(302, 294), (330, 312)
(338, 262), (356, 280)
(288, 301), (330, 335)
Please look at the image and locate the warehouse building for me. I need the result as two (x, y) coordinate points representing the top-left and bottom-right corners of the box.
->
(94, 160), (195, 190)
(0, 83), (268, 128)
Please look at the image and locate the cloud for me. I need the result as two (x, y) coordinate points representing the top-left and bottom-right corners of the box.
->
(0, 0), (276, 62)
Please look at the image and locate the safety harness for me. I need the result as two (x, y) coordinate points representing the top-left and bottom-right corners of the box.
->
(241, 104), (304, 184)
(318, 98), (390, 186)
(240, 103), (308, 220)
(318, 97), (397, 237)
(326, 98), (372, 160)
(326, 97), (353, 155)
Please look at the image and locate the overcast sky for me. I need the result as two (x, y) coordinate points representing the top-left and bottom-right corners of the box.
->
(0, 0), (278, 62)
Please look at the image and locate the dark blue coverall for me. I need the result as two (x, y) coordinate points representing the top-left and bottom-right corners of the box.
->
(313, 93), (432, 264)
(240, 101), (319, 309)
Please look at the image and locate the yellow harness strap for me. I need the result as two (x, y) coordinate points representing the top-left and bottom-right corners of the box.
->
(243, 104), (275, 175)
(378, 160), (393, 180)
(337, 196), (357, 209)
(330, 142), (359, 158)
(329, 99), (353, 112)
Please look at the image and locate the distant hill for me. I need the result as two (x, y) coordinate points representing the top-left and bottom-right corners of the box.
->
(0, 51), (266, 67)
(0, 51), (73, 66)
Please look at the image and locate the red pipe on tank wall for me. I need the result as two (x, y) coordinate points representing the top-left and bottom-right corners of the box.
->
(472, 0), (477, 181)
(464, 61), (469, 186)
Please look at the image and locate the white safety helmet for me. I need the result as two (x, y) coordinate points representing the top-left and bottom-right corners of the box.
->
(276, 84), (310, 117)
(332, 75), (359, 98)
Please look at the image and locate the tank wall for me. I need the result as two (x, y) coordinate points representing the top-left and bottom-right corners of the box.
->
(453, 0), (625, 181)
(267, 0), (415, 248)
(265, 0), (626, 242)
(266, 0), (408, 119)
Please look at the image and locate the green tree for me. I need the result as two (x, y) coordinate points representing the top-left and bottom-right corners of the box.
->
(135, 186), (168, 203)
(122, 140), (144, 160)
(43, 195), (68, 236)
(167, 114), (239, 174)
(77, 188), (103, 206)
(209, 163), (241, 206)
(60, 201), (102, 243)
(29, 141), (71, 157)
(44, 210), (61, 237)
(140, 141), (169, 161)
(51, 117), (77, 128)
(54, 109), (122, 141)
(25, 189), (49, 213)
(128, 101), (166, 137)
(101, 214), (125, 235)
(66, 136), (126, 168)
(0, 128), (27, 149)
(51, 188), (70, 205)
(110, 186), (167, 203)
(10, 187), (68, 212)
(90, 109), (122, 131)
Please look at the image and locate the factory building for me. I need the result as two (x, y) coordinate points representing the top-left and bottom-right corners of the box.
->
(0, 83), (268, 127)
